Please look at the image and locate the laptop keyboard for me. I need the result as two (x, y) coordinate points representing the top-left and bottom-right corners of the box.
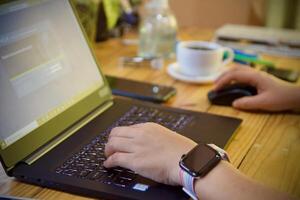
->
(55, 105), (193, 188)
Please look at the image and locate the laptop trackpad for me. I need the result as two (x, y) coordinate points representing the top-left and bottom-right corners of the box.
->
(179, 113), (241, 148)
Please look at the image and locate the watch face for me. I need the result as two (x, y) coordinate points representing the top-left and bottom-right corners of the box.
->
(180, 144), (221, 177)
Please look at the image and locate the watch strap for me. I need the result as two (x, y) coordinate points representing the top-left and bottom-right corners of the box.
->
(207, 144), (230, 162)
(179, 168), (198, 200)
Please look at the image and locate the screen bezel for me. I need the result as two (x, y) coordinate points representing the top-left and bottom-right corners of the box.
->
(0, 0), (112, 171)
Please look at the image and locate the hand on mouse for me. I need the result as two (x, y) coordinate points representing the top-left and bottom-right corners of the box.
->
(214, 66), (300, 111)
(104, 122), (197, 185)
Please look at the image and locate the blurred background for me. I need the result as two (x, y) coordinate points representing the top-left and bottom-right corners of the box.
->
(169, 0), (300, 29)
(72, 0), (300, 42)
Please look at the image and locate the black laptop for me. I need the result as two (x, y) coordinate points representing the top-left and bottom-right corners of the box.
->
(0, 1), (242, 199)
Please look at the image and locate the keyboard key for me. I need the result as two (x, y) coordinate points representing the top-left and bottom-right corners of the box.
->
(62, 169), (77, 176)
(119, 171), (137, 181)
(88, 171), (102, 180)
(113, 177), (133, 187)
(98, 168), (108, 173)
(78, 170), (90, 178)
(98, 171), (118, 184)
(55, 168), (63, 174)
(112, 167), (124, 173)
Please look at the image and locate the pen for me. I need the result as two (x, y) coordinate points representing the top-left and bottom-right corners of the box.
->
(233, 49), (258, 58)
(234, 54), (275, 67)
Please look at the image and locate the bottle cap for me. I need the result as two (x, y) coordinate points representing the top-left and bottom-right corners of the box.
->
(146, 0), (168, 9)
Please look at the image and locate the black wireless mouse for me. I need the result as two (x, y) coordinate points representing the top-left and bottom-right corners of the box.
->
(208, 83), (257, 106)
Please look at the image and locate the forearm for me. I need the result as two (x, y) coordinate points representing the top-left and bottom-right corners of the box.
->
(286, 86), (300, 111)
(194, 161), (294, 200)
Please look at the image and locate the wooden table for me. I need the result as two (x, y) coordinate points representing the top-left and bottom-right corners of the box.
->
(1, 28), (300, 199)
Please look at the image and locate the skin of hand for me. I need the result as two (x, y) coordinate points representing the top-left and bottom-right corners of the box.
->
(103, 122), (197, 185)
(213, 66), (300, 111)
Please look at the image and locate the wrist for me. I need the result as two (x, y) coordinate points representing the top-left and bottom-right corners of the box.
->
(277, 84), (300, 111)
(194, 160), (230, 199)
(287, 86), (300, 111)
(171, 141), (197, 186)
(171, 165), (183, 186)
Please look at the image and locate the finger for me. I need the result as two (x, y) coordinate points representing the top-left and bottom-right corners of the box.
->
(232, 95), (264, 110)
(109, 126), (136, 139)
(130, 122), (156, 128)
(214, 65), (247, 85)
(105, 137), (134, 157)
(214, 70), (259, 91)
(129, 123), (146, 128)
(103, 152), (133, 169)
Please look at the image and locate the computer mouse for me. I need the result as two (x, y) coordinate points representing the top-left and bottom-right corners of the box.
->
(207, 83), (257, 106)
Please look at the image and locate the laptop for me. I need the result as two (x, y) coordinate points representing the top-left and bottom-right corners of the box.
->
(0, 0), (242, 199)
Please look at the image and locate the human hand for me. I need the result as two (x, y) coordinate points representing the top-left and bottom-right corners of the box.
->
(214, 66), (300, 111)
(104, 122), (197, 185)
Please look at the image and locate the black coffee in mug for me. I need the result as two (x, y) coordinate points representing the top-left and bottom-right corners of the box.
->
(187, 46), (214, 51)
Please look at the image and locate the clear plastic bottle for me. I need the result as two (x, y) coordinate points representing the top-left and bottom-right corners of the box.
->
(138, 0), (177, 59)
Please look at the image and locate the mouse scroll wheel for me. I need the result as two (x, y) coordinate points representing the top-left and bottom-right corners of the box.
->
(208, 91), (217, 100)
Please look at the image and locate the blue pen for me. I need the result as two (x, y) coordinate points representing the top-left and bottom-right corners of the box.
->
(233, 49), (258, 58)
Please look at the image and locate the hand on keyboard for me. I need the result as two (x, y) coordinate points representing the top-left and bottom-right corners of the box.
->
(104, 122), (197, 186)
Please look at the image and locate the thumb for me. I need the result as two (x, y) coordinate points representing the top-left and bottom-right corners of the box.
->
(232, 96), (263, 110)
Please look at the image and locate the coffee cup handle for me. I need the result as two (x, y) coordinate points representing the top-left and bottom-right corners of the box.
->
(222, 47), (234, 66)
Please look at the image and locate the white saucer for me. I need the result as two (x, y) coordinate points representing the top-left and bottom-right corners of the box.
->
(167, 62), (225, 84)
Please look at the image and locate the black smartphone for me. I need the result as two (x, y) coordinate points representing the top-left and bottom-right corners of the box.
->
(261, 65), (299, 83)
(106, 75), (177, 103)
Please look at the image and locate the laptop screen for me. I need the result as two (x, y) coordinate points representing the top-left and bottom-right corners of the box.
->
(0, 0), (104, 149)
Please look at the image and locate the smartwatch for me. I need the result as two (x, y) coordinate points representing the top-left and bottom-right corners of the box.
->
(179, 143), (229, 200)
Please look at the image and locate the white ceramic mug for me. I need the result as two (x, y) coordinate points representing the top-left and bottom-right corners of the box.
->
(176, 41), (234, 76)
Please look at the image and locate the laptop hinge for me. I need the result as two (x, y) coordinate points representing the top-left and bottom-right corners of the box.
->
(23, 100), (114, 165)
